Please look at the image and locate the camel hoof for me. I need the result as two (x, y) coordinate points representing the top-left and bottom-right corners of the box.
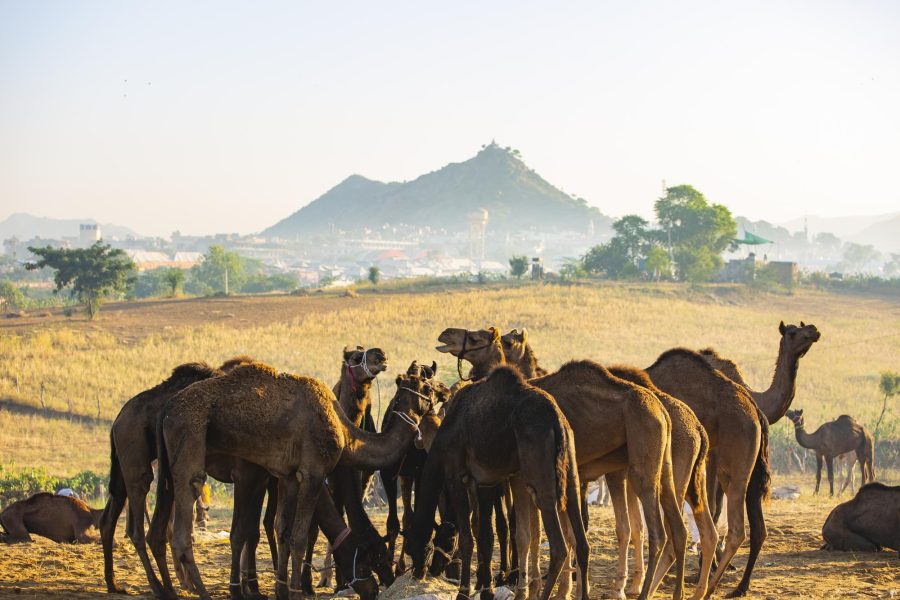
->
(725, 587), (748, 598)
(107, 584), (128, 594)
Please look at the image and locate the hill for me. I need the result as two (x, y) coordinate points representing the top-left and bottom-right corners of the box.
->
(779, 212), (899, 240)
(847, 214), (900, 253)
(0, 213), (141, 243)
(262, 143), (611, 238)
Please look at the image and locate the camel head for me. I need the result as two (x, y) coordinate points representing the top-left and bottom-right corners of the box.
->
(786, 408), (804, 427)
(406, 359), (438, 379)
(346, 539), (386, 600)
(392, 372), (438, 421)
(436, 327), (503, 377)
(778, 321), (821, 359)
(428, 521), (459, 578)
(218, 355), (254, 373)
(343, 346), (388, 383)
(500, 328), (529, 362)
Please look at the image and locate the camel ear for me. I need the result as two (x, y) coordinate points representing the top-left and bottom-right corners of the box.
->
(798, 408), (804, 415)
(431, 361), (438, 376)
(800, 321), (806, 327)
(520, 328), (528, 344)
(489, 327), (500, 342)
(779, 321), (786, 335)
(396, 375), (403, 386)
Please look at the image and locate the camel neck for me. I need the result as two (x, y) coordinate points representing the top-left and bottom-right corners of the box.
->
(336, 366), (372, 427)
(340, 407), (420, 470)
(754, 339), (799, 425)
(468, 344), (506, 381)
(792, 422), (817, 450)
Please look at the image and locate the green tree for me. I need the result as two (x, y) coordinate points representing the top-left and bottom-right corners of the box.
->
(368, 266), (381, 285)
(655, 185), (736, 281)
(874, 371), (900, 440)
(0, 280), (26, 310)
(644, 246), (671, 280)
(612, 215), (650, 265)
(164, 268), (186, 297)
(509, 255), (529, 279)
(582, 239), (637, 279)
(883, 253), (900, 278)
(191, 245), (245, 295)
(842, 243), (880, 273)
(26, 242), (135, 318)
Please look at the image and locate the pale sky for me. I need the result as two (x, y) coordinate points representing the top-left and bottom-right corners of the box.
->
(1, 1), (898, 237)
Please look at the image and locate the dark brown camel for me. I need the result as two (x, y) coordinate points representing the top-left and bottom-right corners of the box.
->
(147, 363), (437, 600)
(785, 409), (875, 496)
(1, 493), (102, 543)
(438, 327), (683, 600)
(821, 483), (900, 553)
(406, 366), (590, 600)
(646, 349), (771, 599)
(699, 321), (821, 425)
(302, 347), (389, 593)
(500, 329), (716, 600)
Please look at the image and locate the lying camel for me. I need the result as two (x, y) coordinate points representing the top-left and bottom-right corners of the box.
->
(1, 492), (102, 543)
(821, 483), (900, 553)
(148, 362), (437, 600)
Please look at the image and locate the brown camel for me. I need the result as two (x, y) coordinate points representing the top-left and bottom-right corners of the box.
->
(438, 327), (684, 600)
(699, 321), (821, 424)
(147, 362), (437, 600)
(1, 493), (102, 543)
(785, 409), (875, 496)
(646, 349), (771, 599)
(500, 329), (717, 600)
(405, 366), (590, 600)
(821, 483), (900, 553)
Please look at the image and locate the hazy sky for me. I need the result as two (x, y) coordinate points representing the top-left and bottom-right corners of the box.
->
(1, 1), (898, 237)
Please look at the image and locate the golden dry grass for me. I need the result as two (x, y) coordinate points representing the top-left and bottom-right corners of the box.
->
(0, 282), (898, 477)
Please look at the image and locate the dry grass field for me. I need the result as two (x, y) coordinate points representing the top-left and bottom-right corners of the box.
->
(0, 282), (898, 598)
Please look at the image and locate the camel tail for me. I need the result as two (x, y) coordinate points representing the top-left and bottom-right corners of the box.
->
(859, 430), (876, 483)
(749, 408), (772, 505)
(149, 417), (176, 538)
(687, 426), (710, 512)
(551, 413), (569, 511)
(105, 431), (125, 507)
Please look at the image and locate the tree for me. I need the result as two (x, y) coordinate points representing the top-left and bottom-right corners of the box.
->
(582, 239), (637, 279)
(814, 232), (842, 253)
(644, 246), (671, 280)
(883, 253), (900, 278)
(874, 371), (899, 440)
(611, 215), (650, 265)
(842, 243), (880, 273)
(654, 185), (736, 281)
(509, 255), (529, 279)
(368, 266), (381, 286)
(0, 280), (26, 311)
(191, 245), (245, 295)
(164, 268), (186, 297)
(26, 242), (135, 318)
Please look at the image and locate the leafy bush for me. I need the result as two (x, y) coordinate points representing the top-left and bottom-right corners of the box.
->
(0, 466), (107, 506)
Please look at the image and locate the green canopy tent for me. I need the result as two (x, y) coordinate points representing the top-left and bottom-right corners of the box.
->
(733, 231), (773, 245)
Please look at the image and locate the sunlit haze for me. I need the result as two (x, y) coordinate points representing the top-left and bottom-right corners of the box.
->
(1, 1), (898, 237)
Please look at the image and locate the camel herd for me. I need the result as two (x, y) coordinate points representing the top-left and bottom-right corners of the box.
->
(2, 318), (898, 600)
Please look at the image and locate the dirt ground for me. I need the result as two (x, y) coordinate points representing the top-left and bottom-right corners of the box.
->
(1, 491), (897, 600)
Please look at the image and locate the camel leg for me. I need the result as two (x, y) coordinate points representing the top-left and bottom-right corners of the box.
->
(645, 460), (687, 600)
(300, 525), (318, 594)
(814, 454), (823, 495)
(125, 472), (171, 600)
(287, 474), (325, 600)
(100, 483), (128, 593)
(168, 473), (211, 600)
(233, 474), (268, 600)
(825, 455), (835, 497)
(275, 477), (299, 600)
(562, 466), (590, 600)
(0, 505), (31, 543)
(399, 475), (415, 574)
(510, 478), (534, 600)
(726, 479), (768, 598)
(448, 478), (476, 600)
(384, 473), (400, 570)
(838, 456), (856, 495)
(263, 479), (278, 569)
(625, 483), (646, 597)
(629, 467), (666, 600)
(534, 491), (568, 600)
(474, 486), (496, 600)
(605, 471), (630, 600)
(579, 480), (590, 531)
(684, 496), (717, 600)
(495, 487), (511, 586)
(704, 477), (749, 598)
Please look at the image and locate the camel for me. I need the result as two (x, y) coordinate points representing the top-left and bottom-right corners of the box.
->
(438, 327), (684, 600)
(501, 329), (717, 600)
(699, 321), (821, 424)
(785, 409), (875, 496)
(1, 493), (102, 543)
(821, 483), (900, 553)
(302, 346), (389, 593)
(646, 349), (771, 599)
(147, 362), (437, 600)
(405, 366), (590, 600)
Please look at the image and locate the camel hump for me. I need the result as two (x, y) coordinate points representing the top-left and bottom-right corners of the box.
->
(652, 347), (713, 370)
(169, 361), (220, 382)
(607, 364), (656, 390)
(858, 481), (900, 494)
(556, 359), (617, 382)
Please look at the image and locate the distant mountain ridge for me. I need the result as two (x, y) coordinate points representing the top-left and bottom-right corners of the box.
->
(0, 213), (141, 242)
(779, 212), (899, 240)
(262, 143), (611, 238)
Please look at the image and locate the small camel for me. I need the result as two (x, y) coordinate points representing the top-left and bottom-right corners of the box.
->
(699, 321), (820, 425)
(785, 409), (875, 496)
(148, 362), (437, 600)
(406, 366), (590, 600)
(437, 327), (682, 600)
(1, 492), (102, 544)
(500, 328), (717, 600)
(821, 482), (900, 553)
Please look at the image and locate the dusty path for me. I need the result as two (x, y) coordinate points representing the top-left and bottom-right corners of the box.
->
(0, 494), (897, 599)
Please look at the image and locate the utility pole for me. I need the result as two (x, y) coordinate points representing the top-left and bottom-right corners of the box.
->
(224, 266), (229, 295)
